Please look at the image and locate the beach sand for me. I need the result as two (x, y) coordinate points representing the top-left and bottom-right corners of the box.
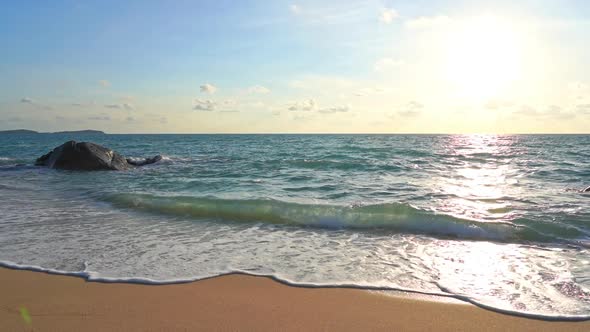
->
(1, 267), (588, 331)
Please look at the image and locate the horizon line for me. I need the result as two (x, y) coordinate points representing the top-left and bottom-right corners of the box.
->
(2, 129), (589, 135)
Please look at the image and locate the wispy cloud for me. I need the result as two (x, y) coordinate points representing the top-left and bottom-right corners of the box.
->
(405, 15), (451, 29)
(288, 100), (350, 114)
(374, 58), (404, 72)
(288, 99), (316, 111)
(104, 103), (134, 110)
(200, 83), (217, 94)
(98, 80), (111, 88)
(193, 98), (239, 112)
(20, 97), (52, 109)
(88, 114), (111, 121)
(380, 8), (398, 24)
(544, 105), (575, 119)
(118, 95), (135, 103)
(568, 82), (590, 104)
(290, 4), (301, 15)
(353, 86), (391, 97)
(398, 101), (424, 117)
(319, 105), (350, 114)
(71, 101), (95, 107)
(576, 104), (590, 114)
(193, 99), (217, 111)
(484, 99), (515, 110)
(514, 105), (538, 116)
(511, 104), (576, 119)
(247, 85), (270, 94)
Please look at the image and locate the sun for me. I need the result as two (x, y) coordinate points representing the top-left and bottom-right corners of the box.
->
(445, 15), (523, 101)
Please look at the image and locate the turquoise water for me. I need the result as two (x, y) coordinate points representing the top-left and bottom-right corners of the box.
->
(0, 134), (589, 318)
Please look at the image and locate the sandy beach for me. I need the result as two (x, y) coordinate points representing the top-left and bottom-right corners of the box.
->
(0, 267), (588, 331)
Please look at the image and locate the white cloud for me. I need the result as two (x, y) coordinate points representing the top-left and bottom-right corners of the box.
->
(545, 105), (575, 120)
(71, 101), (96, 108)
(98, 80), (111, 87)
(288, 99), (316, 111)
(287, 100), (350, 114)
(200, 83), (217, 94)
(88, 114), (111, 121)
(374, 58), (404, 72)
(380, 8), (398, 24)
(118, 95), (135, 102)
(510, 104), (576, 119)
(247, 85), (270, 94)
(568, 82), (589, 94)
(353, 86), (391, 97)
(246, 101), (265, 108)
(576, 104), (590, 114)
(484, 99), (515, 110)
(405, 15), (451, 29)
(290, 4), (301, 15)
(192, 98), (241, 112)
(319, 105), (351, 114)
(515, 105), (538, 116)
(398, 101), (424, 117)
(20, 97), (51, 109)
(219, 99), (238, 111)
(568, 82), (590, 102)
(102, 99), (134, 110)
(193, 99), (217, 111)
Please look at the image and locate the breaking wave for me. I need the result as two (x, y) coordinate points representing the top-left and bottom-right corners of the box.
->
(103, 193), (559, 243)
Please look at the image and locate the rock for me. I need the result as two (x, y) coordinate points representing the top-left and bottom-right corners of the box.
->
(35, 141), (129, 170)
(35, 141), (161, 171)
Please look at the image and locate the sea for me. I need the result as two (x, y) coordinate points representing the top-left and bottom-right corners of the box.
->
(0, 133), (589, 319)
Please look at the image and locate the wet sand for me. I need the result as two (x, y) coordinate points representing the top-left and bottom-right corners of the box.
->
(1, 267), (588, 331)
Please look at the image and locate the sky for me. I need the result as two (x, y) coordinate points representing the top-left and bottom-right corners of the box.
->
(1, 0), (589, 133)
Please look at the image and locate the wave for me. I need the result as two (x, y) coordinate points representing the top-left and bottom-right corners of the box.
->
(103, 193), (555, 243)
(0, 156), (23, 166)
(1, 260), (587, 321)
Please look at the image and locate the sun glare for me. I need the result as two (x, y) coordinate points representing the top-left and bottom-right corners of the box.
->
(445, 15), (523, 101)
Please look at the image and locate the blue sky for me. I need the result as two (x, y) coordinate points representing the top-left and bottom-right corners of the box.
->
(1, 0), (589, 133)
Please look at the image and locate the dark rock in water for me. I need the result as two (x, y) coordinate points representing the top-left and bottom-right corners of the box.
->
(35, 141), (161, 171)
(36, 141), (129, 170)
(126, 155), (163, 166)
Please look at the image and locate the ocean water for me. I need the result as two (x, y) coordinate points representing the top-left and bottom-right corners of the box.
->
(0, 134), (589, 319)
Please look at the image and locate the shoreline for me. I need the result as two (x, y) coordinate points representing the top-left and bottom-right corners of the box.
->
(1, 267), (589, 331)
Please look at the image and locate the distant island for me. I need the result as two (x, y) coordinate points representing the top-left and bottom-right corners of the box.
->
(0, 129), (106, 135)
